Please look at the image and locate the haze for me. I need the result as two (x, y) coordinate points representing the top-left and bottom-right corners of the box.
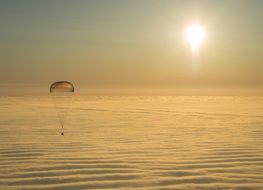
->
(1, 0), (263, 95)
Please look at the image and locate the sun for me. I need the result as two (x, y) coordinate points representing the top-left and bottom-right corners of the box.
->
(186, 24), (205, 51)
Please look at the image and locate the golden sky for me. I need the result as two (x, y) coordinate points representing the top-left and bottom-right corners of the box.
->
(1, 0), (263, 95)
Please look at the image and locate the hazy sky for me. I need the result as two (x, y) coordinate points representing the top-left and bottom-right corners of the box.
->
(1, 0), (263, 95)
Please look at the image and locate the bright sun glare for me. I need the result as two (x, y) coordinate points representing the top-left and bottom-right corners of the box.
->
(186, 24), (205, 52)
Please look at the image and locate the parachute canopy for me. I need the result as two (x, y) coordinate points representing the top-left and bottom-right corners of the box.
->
(50, 81), (74, 93)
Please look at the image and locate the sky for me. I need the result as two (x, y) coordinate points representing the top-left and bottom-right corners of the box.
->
(1, 0), (263, 95)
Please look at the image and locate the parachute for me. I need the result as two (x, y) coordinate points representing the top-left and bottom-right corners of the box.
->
(50, 81), (74, 135)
